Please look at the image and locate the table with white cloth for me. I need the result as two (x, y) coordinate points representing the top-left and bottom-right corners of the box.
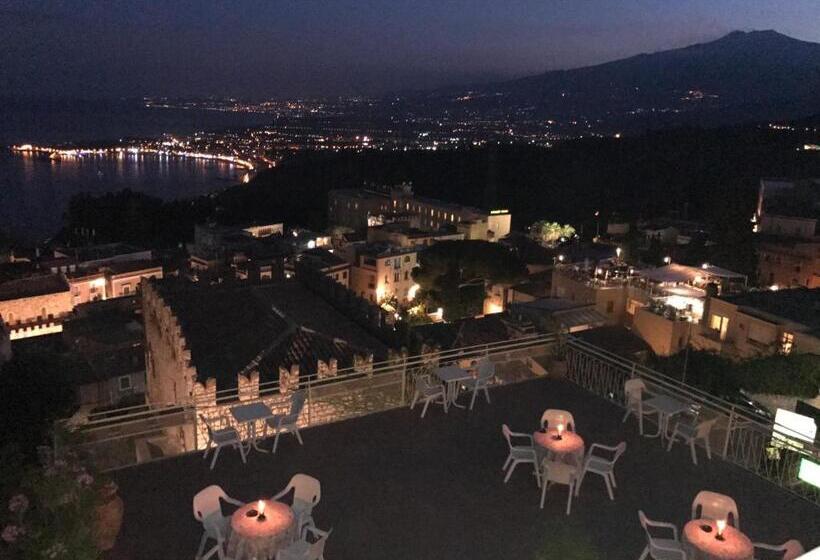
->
(434, 365), (475, 409)
(226, 499), (295, 560)
(231, 402), (274, 453)
(683, 519), (753, 560)
(533, 429), (585, 466)
(643, 394), (690, 441)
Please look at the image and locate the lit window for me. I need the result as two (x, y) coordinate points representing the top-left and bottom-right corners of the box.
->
(781, 332), (794, 355)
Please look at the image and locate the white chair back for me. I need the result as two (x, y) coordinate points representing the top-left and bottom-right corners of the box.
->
(286, 390), (306, 422)
(501, 424), (515, 450)
(290, 474), (322, 509)
(605, 441), (627, 464)
(193, 485), (227, 521)
(695, 417), (718, 439)
(691, 491), (739, 528)
(541, 409), (575, 432)
(477, 359), (495, 380)
(624, 379), (646, 404)
(638, 510), (679, 557)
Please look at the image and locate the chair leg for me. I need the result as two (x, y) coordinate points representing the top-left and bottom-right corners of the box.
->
(566, 482), (574, 515)
(574, 469), (586, 496)
(203, 445), (211, 460)
(638, 546), (650, 560)
(689, 440), (698, 465)
(237, 442), (247, 464)
(609, 472), (617, 488)
(409, 391), (419, 410)
(421, 398), (431, 418)
(704, 437), (711, 460)
(469, 388), (478, 410)
(638, 414), (644, 436)
(604, 474), (614, 500)
(210, 446), (221, 470)
(622, 408), (632, 423)
(504, 460), (518, 483)
(294, 427), (304, 445)
(195, 533), (207, 560)
(502, 454), (512, 472)
(539, 477), (548, 509)
(666, 432), (676, 452)
(272, 432), (281, 454)
(483, 387), (491, 403)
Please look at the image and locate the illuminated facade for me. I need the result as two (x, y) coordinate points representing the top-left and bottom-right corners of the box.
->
(347, 245), (419, 304)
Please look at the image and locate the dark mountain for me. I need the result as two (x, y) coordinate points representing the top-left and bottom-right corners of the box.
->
(421, 31), (820, 132)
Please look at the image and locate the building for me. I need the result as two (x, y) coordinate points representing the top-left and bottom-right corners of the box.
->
(758, 236), (820, 289)
(188, 223), (287, 282)
(551, 262), (746, 357)
(67, 259), (163, 305)
(366, 222), (464, 248)
(0, 274), (73, 339)
(285, 248), (350, 288)
(694, 288), (820, 358)
(142, 279), (388, 410)
(344, 244), (419, 305)
(42, 243), (154, 275)
(328, 183), (511, 241)
(62, 303), (147, 408)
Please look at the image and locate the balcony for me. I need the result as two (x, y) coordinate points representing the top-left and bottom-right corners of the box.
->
(60, 335), (818, 559)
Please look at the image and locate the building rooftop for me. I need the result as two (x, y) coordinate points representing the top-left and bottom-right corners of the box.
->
(55, 243), (147, 263)
(0, 273), (69, 301)
(104, 375), (818, 560)
(153, 280), (388, 390)
(721, 288), (820, 333)
(297, 248), (348, 269)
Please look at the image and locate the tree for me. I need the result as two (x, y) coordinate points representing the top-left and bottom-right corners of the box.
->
(412, 240), (526, 321)
(530, 221), (576, 247)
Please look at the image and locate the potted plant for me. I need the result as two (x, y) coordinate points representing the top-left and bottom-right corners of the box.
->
(1, 450), (123, 559)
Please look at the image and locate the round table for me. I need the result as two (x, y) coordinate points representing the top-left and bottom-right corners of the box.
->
(533, 429), (585, 465)
(227, 499), (295, 560)
(683, 519), (754, 560)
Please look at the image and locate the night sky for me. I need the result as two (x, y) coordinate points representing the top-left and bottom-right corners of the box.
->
(2, 0), (820, 99)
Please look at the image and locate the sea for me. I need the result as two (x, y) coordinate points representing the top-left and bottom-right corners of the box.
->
(0, 100), (272, 242)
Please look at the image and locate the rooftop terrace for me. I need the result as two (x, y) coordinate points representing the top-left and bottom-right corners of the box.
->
(99, 338), (818, 559)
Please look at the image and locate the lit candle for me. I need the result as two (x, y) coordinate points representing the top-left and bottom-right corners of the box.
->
(556, 423), (564, 439)
(716, 519), (726, 540)
(257, 500), (266, 521)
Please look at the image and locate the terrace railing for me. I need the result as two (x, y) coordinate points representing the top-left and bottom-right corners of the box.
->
(59, 332), (557, 471)
(565, 337), (820, 506)
(58, 331), (820, 507)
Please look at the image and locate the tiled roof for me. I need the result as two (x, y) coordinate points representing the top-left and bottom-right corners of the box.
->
(155, 280), (388, 390)
(0, 274), (69, 301)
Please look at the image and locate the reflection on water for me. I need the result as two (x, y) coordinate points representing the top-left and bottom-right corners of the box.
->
(0, 151), (242, 241)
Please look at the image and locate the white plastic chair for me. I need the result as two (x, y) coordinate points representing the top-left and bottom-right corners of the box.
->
(467, 359), (495, 410)
(273, 474), (322, 535)
(622, 379), (659, 436)
(276, 526), (332, 560)
(691, 490), (739, 529)
(266, 390), (306, 453)
(200, 414), (246, 470)
(501, 424), (539, 484)
(752, 539), (804, 560)
(638, 510), (687, 560)
(575, 441), (627, 500)
(540, 409), (575, 432)
(667, 417), (718, 465)
(539, 458), (577, 515)
(410, 374), (448, 418)
(193, 485), (243, 560)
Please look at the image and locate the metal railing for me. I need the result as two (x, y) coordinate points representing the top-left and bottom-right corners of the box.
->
(565, 337), (820, 506)
(60, 332), (557, 471)
(59, 331), (820, 507)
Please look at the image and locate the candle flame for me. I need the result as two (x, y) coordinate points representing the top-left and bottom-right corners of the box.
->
(258, 500), (266, 516)
(716, 519), (726, 536)
(556, 423), (564, 436)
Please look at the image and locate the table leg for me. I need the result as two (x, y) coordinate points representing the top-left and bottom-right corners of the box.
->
(449, 381), (466, 409)
(646, 412), (665, 439)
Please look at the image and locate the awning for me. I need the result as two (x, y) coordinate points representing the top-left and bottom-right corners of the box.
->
(553, 307), (609, 333)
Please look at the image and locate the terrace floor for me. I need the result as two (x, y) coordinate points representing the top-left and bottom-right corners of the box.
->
(108, 377), (818, 560)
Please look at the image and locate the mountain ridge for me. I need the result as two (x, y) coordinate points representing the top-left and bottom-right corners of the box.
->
(422, 30), (820, 131)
